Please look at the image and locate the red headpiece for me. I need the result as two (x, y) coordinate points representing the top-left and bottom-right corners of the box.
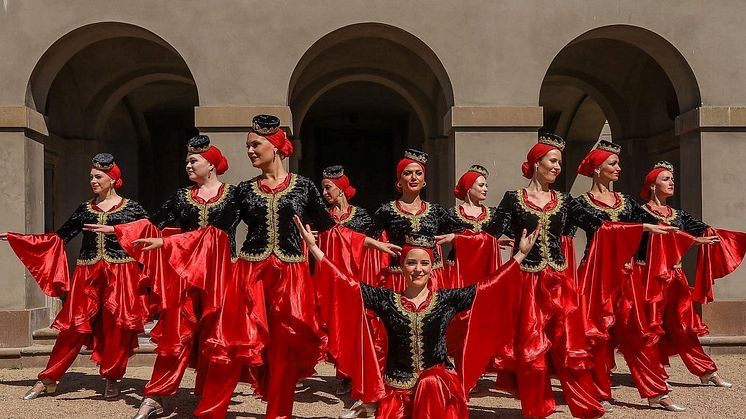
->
(454, 165), (489, 201)
(577, 140), (622, 177)
(252, 114), (294, 157)
(92, 153), (124, 189)
(522, 133), (565, 179)
(396, 149), (428, 191)
(323, 165), (356, 200)
(640, 161), (675, 201)
(187, 135), (229, 175)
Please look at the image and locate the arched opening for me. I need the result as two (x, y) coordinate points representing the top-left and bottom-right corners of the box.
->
(540, 25), (701, 207)
(27, 22), (199, 232)
(289, 23), (453, 208)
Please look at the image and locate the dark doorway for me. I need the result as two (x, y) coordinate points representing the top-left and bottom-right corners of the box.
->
(298, 82), (426, 211)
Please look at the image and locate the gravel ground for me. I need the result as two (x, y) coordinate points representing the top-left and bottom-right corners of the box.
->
(0, 354), (744, 418)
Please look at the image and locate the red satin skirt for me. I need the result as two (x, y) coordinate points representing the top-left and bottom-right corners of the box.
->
(376, 365), (467, 419)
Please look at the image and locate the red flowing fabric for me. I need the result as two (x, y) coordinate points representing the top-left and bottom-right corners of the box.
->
(376, 365), (468, 419)
(163, 226), (233, 319)
(693, 227), (746, 304)
(458, 259), (525, 392)
(576, 222), (644, 343)
(318, 225), (367, 279)
(7, 233), (69, 296)
(359, 231), (389, 287)
(445, 230), (502, 362)
(644, 230), (696, 304)
(114, 219), (182, 312)
(315, 257), (386, 403)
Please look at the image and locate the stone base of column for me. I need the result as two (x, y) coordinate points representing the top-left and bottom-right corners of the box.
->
(0, 307), (50, 348)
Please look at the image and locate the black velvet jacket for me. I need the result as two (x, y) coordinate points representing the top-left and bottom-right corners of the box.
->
(149, 184), (242, 257)
(570, 192), (656, 258)
(330, 206), (378, 237)
(56, 198), (148, 266)
(373, 201), (463, 271)
(236, 173), (335, 263)
(495, 190), (574, 272)
(360, 283), (476, 389)
(635, 205), (709, 262)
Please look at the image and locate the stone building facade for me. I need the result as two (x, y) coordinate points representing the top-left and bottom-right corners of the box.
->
(1, 1), (745, 349)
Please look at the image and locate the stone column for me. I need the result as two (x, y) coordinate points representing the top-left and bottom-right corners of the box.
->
(443, 106), (543, 207)
(0, 106), (50, 348)
(676, 106), (746, 344)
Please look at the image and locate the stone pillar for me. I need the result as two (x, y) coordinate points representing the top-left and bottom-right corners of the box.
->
(443, 106), (543, 207)
(676, 107), (746, 339)
(0, 106), (50, 348)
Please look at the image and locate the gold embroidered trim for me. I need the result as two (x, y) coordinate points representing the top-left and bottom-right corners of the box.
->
(453, 205), (491, 231)
(184, 184), (231, 227)
(393, 292), (439, 377)
(336, 206), (358, 227)
(78, 199), (135, 265)
(239, 174), (303, 263)
(391, 201), (431, 232)
(384, 374), (419, 390)
(643, 205), (678, 224)
(582, 192), (626, 222)
(516, 190), (567, 273)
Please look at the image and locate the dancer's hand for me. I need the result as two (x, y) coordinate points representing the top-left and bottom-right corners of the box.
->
(364, 238), (402, 256)
(435, 233), (455, 245)
(514, 224), (541, 263)
(293, 215), (317, 248)
(133, 238), (164, 251)
(644, 223), (678, 234)
(83, 223), (115, 234)
(694, 235), (720, 245)
(0, 232), (7, 241)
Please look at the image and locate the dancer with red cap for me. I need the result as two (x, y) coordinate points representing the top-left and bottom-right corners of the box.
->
(371, 149), (464, 293)
(298, 211), (540, 419)
(317, 165), (389, 403)
(570, 141), (685, 411)
(1, 153), (149, 401)
(633, 161), (744, 389)
(190, 115), (393, 419)
(86, 135), (242, 418)
(442, 164), (511, 371)
(461, 133), (605, 418)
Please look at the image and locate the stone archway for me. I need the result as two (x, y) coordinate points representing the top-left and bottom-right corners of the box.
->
(539, 24), (701, 209)
(288, 23), (454, 207)
(26, 22), (199, 232)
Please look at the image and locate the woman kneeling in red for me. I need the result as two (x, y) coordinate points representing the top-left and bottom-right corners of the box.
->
(300, 215), (538, 418)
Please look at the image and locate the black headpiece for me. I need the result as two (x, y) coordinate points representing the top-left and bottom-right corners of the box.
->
(403, 148), (428, 164)
(597, 140), (622, 154)
(469, 164), (489, 177)
(252, 114), (281, 136)
(322, 165), (345, 179)
(92, 153), (115, 171)
(538, 133), (566, 151)
(652, 160), (674, 173)
(187, 135), (211, 154)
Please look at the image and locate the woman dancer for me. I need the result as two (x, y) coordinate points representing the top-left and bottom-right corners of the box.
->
(570, 141), (684, 411)
(635, 161), (737, 388)
(89, 136), (240, 419)
(1, 153), (149, 400)
(443, 165), (510, 370)
(191, 115), (393, 419)
(462, 134), (604, 419)
(301, 214), (539, 419)
(372, 149), (463, 292)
